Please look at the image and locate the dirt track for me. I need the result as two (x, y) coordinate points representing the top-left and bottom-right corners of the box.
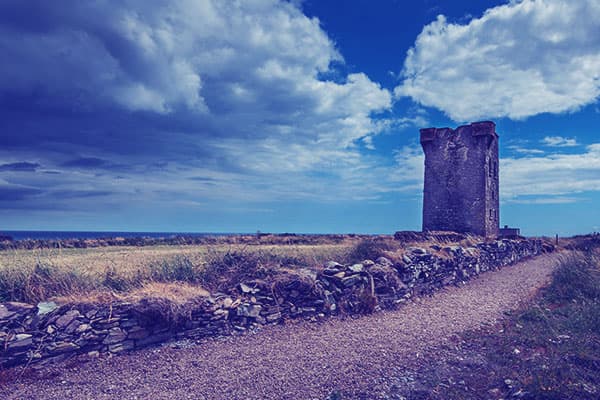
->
(1, 253), (563, 400)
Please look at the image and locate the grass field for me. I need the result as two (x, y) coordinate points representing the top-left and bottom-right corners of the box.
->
(0, 232), (562, 305)
(0, 241), (360, 304)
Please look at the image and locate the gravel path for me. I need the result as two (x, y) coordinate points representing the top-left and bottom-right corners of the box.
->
(1, 253), (563, 400)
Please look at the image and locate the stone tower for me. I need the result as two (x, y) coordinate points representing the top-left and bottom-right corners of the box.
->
(420, 121), (499, 238)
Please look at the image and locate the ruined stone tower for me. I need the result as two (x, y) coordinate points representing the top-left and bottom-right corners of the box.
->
(420, 121), (499, 238)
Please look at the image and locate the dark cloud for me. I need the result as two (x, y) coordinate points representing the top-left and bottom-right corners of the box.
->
(59, 157), (133, 172)
(188, 176), (218, 186)
(50, 190), (113, 199)
(61, 157), (109, 168)
(0, 185), (42, 201)
(188, 176), (218, 182)
(0, 161), (40, 172)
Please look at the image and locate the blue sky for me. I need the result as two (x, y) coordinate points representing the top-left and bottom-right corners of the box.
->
(0, 0), (599, 236)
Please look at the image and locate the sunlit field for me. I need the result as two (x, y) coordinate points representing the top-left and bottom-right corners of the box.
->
(0, 242), (357, 304)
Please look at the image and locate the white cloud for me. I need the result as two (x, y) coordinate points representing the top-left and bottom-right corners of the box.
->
(508, 196), (580, 204)
(507, 145), (545, 155)
(392, 111), (430, 131)
(390, 145), (424, 187)
(395, 0), (600, 121)
(501, 143), (600, 200)
(541, 136), (578, 147)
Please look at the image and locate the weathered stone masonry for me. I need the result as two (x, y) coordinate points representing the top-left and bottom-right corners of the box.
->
(421, 121), (500, 237)
(1, 238), (550, 368)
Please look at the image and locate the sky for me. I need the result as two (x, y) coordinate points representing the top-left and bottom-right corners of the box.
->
(0, 0), (599, 236)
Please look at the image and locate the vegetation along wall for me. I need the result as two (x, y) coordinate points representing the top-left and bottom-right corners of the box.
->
(1, 238), (552, 368)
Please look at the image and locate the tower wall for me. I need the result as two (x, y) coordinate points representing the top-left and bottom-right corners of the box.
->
(420, 121), (499, 237)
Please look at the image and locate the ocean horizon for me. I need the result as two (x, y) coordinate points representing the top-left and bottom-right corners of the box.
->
(0, 231), (243, 241)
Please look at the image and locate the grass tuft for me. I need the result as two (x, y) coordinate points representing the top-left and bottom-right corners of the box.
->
(545, 252), (600, 304)
(149, 256), (201, 284)
(346, 238), (396, 263)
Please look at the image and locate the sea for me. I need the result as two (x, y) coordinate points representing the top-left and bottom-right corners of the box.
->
(0, 231), (240, 241)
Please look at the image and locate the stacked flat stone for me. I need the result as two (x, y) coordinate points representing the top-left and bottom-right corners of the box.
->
(0, 238), (551, 368)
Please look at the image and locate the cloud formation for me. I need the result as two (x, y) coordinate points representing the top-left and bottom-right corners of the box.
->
(0, 162), (40, 172)
(396, 0), (600, 121)
(507, 145), (545, 155)
(0, 0), (393, 211)
(2, 0), (598, 233)
(0, 181), (42, 202)
(541, 136), (578, 147)
(502, 143), (600, 200)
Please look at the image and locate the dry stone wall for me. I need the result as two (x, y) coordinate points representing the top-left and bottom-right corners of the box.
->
(1, 238), (551, 368)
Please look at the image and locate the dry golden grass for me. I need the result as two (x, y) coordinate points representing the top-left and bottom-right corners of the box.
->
(0, 243), (351, 274)
(0, 243), (354, 303)
(52, 282), (211, 305)
(0, 233), (516, 304)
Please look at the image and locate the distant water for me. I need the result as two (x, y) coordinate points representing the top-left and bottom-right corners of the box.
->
(0, 231), (240, 241)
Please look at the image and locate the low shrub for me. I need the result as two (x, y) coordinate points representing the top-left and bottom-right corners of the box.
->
(102, 266), (131, 292)
(346, 238), (395, 263)
(201, 250), (281, 292)
(149, 256), (200, 283)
